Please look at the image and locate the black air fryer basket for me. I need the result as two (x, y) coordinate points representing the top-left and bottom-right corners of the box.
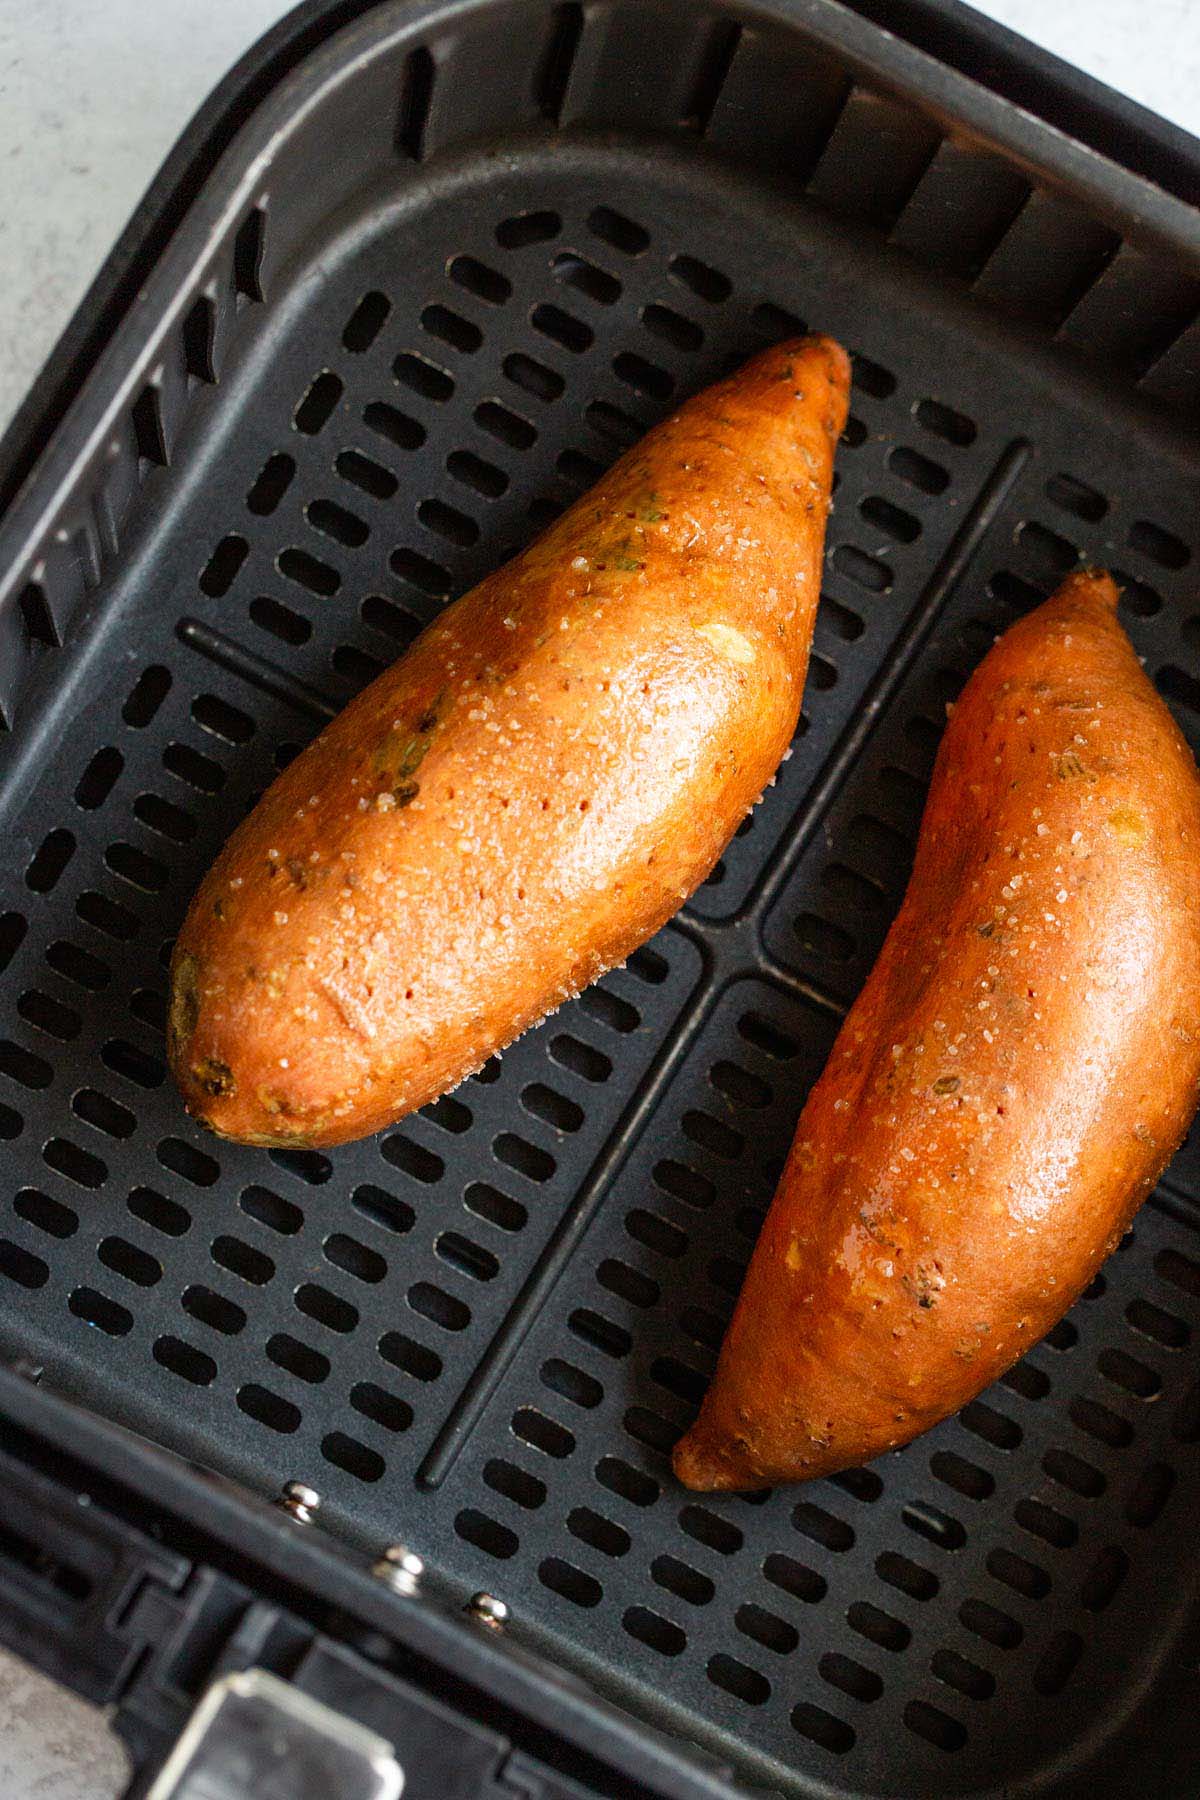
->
(1, 2), (1198, 1795)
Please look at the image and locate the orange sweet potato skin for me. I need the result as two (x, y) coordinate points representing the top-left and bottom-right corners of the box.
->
(674, 571), (1200, 1491)
(168, 336), (849, 1146)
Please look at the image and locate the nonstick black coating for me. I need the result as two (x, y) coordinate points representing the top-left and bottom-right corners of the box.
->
(0, 13), (1198, 1795)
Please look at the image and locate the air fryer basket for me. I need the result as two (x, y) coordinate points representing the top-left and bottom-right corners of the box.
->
(0, 2), (1198, 1795)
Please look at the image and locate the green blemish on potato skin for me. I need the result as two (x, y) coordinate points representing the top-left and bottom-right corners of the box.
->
(902, 1266), (941, 1310)
(192, 1057), (236, 1098)
(377, 732), (429, 782)
(374, 688), (450, 785)
(169, 952), (201, 1057)
(235, 1086), (321, 1146)
(589, 530), (646, 576)
(416, 691), (448, 733)
(1107, 804), (1146, 846)
(567, 492), (670, 588)
(202, 1116), (313, 1148)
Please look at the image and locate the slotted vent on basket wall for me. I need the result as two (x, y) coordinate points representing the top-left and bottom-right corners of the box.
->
(1, 205), (272, 728)
(0, 115), (1198, 1800)
(4, 0), (1199, 734)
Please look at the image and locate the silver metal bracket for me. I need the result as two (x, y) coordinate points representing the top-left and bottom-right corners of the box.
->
(145, 1666), (404, 1800)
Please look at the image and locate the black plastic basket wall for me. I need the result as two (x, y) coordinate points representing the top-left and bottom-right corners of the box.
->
(0, 3), (1198, 1796)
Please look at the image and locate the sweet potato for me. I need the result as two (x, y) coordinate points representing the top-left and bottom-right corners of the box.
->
(169, 335), (849, 1146)
(674, 570), (1200, 1490)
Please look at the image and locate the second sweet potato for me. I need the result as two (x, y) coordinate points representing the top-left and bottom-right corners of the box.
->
(675, 570), (1200, 1490)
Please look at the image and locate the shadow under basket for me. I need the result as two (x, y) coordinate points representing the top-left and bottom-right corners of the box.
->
(0, 2), (1198, 1796)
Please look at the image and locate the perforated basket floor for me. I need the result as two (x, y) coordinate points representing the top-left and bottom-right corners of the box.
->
(1, 63), (1200, 1800)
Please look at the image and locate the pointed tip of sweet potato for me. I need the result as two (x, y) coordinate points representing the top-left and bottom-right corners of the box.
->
(671, 1427), (744, 1491)
(1060, 565), (1119, 610)
(672, 1424), (790, 1492)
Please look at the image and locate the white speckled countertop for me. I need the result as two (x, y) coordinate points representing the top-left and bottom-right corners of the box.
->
(0, 1), (1196, 1794)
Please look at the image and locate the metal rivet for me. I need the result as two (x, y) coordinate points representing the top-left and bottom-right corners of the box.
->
(468, 1591), (509, 1628)
(277, 1480), (321, 1524)
(372, 1545), (424, 1594)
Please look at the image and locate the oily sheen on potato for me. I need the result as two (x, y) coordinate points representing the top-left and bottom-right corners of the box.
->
(169, 335), (850, 1146)
(674, 570), (1200, 1490)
